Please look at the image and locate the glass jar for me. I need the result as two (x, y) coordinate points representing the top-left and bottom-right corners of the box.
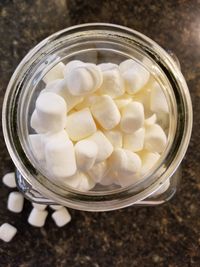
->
(2, 23), (192, 211)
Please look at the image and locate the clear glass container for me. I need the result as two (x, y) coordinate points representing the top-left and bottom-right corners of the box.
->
(2, 23), (192, 211)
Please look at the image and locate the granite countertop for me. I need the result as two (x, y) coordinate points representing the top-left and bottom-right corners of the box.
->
(0, 1), (200, 266)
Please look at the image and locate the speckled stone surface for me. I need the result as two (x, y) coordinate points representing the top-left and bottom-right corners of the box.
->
(0, 1), (200, 266)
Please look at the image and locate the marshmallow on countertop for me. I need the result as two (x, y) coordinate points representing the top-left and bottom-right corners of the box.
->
(31, 92), (67, 133)
(7, 192), (24, 213)
(85, 131), (113, 163)
(28, 208), (48, 227)
(45, 138), (77, 179)
(51, 207), (71, 227)
(104, 130), (122, 148)
(123, 128), (145, 152)
(91, 95), (121, 130)
(44, 79), (83, 112)
(120, 102), (144, 133)
(139, 150), (160, 176)
(43, 62), (65, 84)
(65, 61), (103, 96)
(144, 124), (167, 153)
(0, 223), (17, 242)
(98, 63), (124, 98)
(109, 148), (142, 186)
(150, 81), (169, 114)
(87, 161), (108, 183)
(75, 140), (98, 171)
(119, 59), (150, 94)
(2, 172), (16, 188)
(65, 108), (97, 141)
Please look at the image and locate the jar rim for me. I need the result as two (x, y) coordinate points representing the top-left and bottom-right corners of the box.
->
(2, 23), (193, 211)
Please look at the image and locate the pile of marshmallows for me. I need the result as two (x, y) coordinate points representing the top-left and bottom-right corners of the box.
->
(30, 59), (169, 191)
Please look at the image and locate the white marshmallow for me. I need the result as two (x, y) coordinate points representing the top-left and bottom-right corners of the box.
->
(85, 131), (113, 163)
(29, 134), (45, 161)
(65, 108), (96, 141)
(42, 130), (69, 147)
(45, 138), (77, 179)
(115, 97), (132, 110)
(75, 140), (98, 171)
(87, 161), (108, 183)
(91, 95), (121, 130)
(28, 208), (48, 227)
(75, 94), (98, 111)
(109, 149), (142, 177)
(2, 172), (16, 188)
(145, 114), (157, 126)
(31, 92), (67, 133)
(144, 124), (167, 153)
(119, 59), (150, 94)
(0, 223), (17, 242)
(63, 171), (95, 191)
(123, 128), (145, 152)
(49, 205), (63, 210)
(140, 151), (160, 176)
(63, 60), (83, 76)
(51, 207), (71, 227)
(65, 63), (102, 96)
(134, 87), (152, 117)
(32, 203), (47, 211)
(100, 170), (117, 186)
(104, 130), (122, 148)
(152, 179), (170, 196)
(77, 172), (95, 191)
(43, 62), (65, 84)
(120, 102), (144, 133)
(98, 63), (124, 98)
(150, 82), (169, 114)
(7, 192), (24, 213)
(44, 79), (83, 111)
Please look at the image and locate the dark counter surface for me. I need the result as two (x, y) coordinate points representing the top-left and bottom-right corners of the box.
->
(0, 1), (200, 266)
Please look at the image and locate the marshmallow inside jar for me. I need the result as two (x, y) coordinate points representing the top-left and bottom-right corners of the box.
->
(26, 54), (171, 197)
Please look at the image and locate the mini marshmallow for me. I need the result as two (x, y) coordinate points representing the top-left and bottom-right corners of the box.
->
(85, 131), (113, 163)
(123, 128), (145, 152)
(43, 62), (65, 84)
(7, 192), (24, 213)
(134, 88), (152, 117)
(29, 134), (45, 161)
(65, 108), (96, 141)
(98, 63), (124, 98)
(63, 60), (83, 76)
(140, 151), (160, 176)
(150, 82), (169, 114)
(51, 207), (71, 227)
(144, 124), (167, 153)
(75, 140), (98, 171)
(145, 114), (157, 126)
(152, 179), (170, 196)
(31, 92), (67, 133)
(77, 172), (95, 191)
(0, 223), (17, 242)
(115, 97), (132, 110)
(87, 161), (108, 183)
(109, 148), (142, 177)
(45, 138), (77, 179)
(75, 94), (98, 110)
(63, 171), (83, 188)
(49, 205), (63, 210)
(32, 203), (47, 211)
(44, 79), (83, 111)
(119, 59), (150, 94)
(28, 208), (48, 227)
(65, 63), (102, 96)
(2, 172), (16, 188)
(42, 130), (69, 147)
(104, 130), (122, 148)
(120, 102), (144, 133)
(91, 95), (121, 130)
(99, 170), (117, 186)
